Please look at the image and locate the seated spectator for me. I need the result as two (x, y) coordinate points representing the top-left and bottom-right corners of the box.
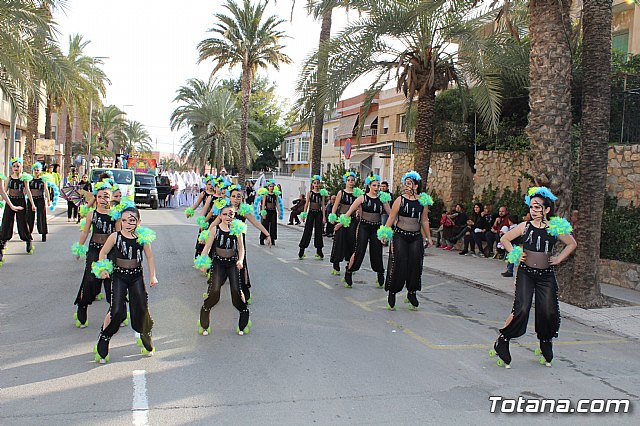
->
(433, 209), (452, 248)
(289, 194), (306, 225)
(442, 203), (466, 250)
(471, 204), (493, 257)
(486, 206), (510, 257)
(459, 203), (483, 256)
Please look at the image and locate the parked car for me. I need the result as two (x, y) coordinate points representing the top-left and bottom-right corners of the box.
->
(134, 173), (159, 209)
(155, 175), (172, 208)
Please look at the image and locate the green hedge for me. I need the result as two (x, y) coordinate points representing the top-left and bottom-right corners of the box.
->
(475, 182), (530, 222)
(601, 196), (640, 264)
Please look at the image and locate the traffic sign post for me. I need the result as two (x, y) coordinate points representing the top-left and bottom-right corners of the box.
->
(344, 138), (352, 160)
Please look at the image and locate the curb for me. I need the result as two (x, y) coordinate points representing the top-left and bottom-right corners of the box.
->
(279, 221), (639, 340)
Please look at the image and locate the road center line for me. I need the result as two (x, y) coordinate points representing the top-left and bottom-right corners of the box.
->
(315, 280), (333, 290)
(132, 369), (149, 426)
(292, 267), (308, 276)
(277, 257), (289, 263)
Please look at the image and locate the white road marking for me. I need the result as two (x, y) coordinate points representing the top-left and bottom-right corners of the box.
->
(292, 267), (308, 276)
(132, 369), (149, 426)
(277, 257), (289, 264)
(315, 280), (332, 290)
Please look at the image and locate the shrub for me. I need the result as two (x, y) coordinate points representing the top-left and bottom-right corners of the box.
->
(321, 163), (363, 196)
(600, 196), (640, 264)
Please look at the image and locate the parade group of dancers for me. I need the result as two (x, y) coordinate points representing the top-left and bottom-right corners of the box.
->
(1, 156), (577, 368)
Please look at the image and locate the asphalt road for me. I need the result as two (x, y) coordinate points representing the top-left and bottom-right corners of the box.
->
(0, 208), (638, 425)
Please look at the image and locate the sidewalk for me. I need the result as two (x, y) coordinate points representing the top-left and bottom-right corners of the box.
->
(422, 248), (640, 340)
(281, 219), (640, 340)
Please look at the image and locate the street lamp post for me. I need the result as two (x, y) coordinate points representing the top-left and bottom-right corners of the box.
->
(87, 56), (109, 176)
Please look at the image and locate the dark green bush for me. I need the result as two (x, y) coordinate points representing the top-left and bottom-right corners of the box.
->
(475, 182), (529, 221)
(321, 163), (363, 196)
(600, 196), (640, 264)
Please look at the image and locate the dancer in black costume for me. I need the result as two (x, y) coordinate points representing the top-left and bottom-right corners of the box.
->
(72, 180), (118, 328)
(378, 171), (433, 310)
(205, 185), (271, 305)
(197, 204), (250, 336)
(336, 174), (391, 288)
(93, 207), (158, 363)
(0, 165), (27, 267)
(490, 187), (576, 368)
(328, 171), (360, 275)
(258, 179), (281, 246)
(25, 162), (50, 242)
(192, 176), (218, 258)
(0, 158), (36, 258)
(298, 175), (327, 259)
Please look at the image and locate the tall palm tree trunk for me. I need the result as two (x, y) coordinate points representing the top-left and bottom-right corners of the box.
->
(414, 89), (436, 184)
(311, 8), (333, 176)
(568, 0), (611, 308)
(239, 67), (253, 184)
(527, 0), (573, 218)
(25, 90), (40, 169)
(63, 104), (73, 176)
(45, 94), (52, 139)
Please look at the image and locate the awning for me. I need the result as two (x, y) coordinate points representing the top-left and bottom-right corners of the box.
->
(336, 115), (358, 138)
(347, 153), (372, 165)
(363, 112), (377, 128)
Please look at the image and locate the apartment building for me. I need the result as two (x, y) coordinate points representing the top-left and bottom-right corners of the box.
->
(613, 0), (640, 54)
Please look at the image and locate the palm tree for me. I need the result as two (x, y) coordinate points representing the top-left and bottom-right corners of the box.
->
(93, 105), (126, 163)
(299, 0), (503, 183)
(171, 79), (258, 173)
(197, 0), (291, 183)
(567, 0), (611, 308)
(122, 120), (153, 155)
(526, 0), (574, 218)
(55, 35), (108, 176)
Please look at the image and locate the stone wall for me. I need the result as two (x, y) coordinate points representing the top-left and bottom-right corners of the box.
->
(473, 150), (531, 200)
(425, 152), (473, 208)
(392, 153), (415, 192)
(599, 259), (640, 290)
(606, 145), (640, 207)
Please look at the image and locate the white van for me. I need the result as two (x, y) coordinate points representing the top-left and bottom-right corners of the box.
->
(90, 168), (136, 198)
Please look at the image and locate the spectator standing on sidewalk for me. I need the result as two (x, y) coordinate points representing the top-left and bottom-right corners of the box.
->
(324, 195), (336, 237)
(380, 181), (392, 225)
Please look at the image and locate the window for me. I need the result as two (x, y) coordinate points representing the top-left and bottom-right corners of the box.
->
(382, 116), (389, 134)
(397, 114), (406, 133)
(613, 32), (629, 55)
(298, 137), (310, 162)
(323, 129), (329, 144)
(90, 169), (134, 185)
(286, 139), (295, 161)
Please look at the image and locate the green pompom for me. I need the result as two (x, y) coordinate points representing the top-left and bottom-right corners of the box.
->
(547, 216), (573, 237)
(0, 173), (6, 180)
(196, 215), (208, 229)
(91, 259), (114, 278)
(353, 188), (364, 197)
(257, 188), (268, 196)
(0, 200), (5, 209)
(274, 188), (281, 196)
(71, 242), (88, 257)
(507, 245), (523, 266)
(328, 213), (338, 224)
(338, 214), (352, 228)
(238, 203), (252, 217)
(377, 225), (394, 242)
(79, 218), (87, 231)
(300, 211), (308, 219)
(230, 219), (248, 236)
(19, 172), (33, 182)
(198, 230), (210, 243)
(319, 188), (329, 197)
(79, 205), (94, 218)
(379, 191), (391, 204)
(136, 226), (157, 245)
(418, 193), (434, 207)
(194, 255), (212, 270)
(260, 209), (267, 218)
(185, 207), (195, 218)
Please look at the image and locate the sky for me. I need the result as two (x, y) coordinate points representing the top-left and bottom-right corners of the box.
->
(53, 0), (366, 155)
